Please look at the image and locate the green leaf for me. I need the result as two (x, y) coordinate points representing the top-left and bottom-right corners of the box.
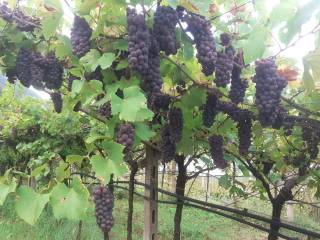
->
(76, 0), (99, 15)
(242, 26), (268, 64)
(42, 12), (62, 40)
(219, 175), (231, 189)
(71, 79), (84, 97)
(302, 59), (315, 92)
(91, 153), (127, 183)
(98, 53), (116, 70)
(15, 186), (49, 225)
(31, 164), (48, 177)
(101, 140), (124, 163)
(66, 155), (85, 166)
(134, 122), (155, 141)
(80, 49), (101, 72)
(44, 0), (63, 12)
(0, 180), (16, 205)
(56, 162), (70, 182)
(50, 177), (89, 221)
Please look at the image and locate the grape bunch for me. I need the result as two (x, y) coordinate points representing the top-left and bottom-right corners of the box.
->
(127, 8), (149, 75)
(302, 126), (320, 159)
(85, 67), (103, 82)
(168, 107), (183, 143)
(160, 124), (176, 163)
(237, 111), (252, 155)
(202, 91), (218, 128)
(50, 92), (63, 113)
(93, 185), (114, 234)
(182, 11), (217, 76)
(71, 16), (92, 58)
(16, 48), (32, 87)
(220, 33), (232, 46)
(229, 54), (248, 104)
(208, 135), (227, 169)
(0, 3), (40, 32)
(44, 53), (63, 90)
(5, 68), (17, 84)
(148, 93), (171, 112)
(215, 46), (235, 87)
(98, 102), (112, 120)
(253, 58), (287, 126)
(116, 123), (135, 161)
(153, 6), (179, 55)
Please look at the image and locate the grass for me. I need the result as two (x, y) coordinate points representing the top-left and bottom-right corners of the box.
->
(0, 189), (318, 240)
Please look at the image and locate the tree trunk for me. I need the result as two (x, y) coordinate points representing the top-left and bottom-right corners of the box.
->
(173, 156), (187, 240)
(127, 162), (138, 240)
(268, 202), (285, 240)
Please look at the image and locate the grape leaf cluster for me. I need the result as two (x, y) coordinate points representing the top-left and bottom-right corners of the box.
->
(127, 8), (149, 75)
(71, 16), (92, 58)
(253, 58), (287, 126)
(116, 123), (135, 161)
(50, 92), (63, 113)
(208, 135), (227, 169)
(93, 185), (114, 234)
(215, 46), (235, 87)
(153, 6), (179, 55)
(202, 91), (218, 128)
(0, 3), (40, 32)
(229, 54), (248, 104)
(180, 10), (217, 76)
(15, 49), (63, 90)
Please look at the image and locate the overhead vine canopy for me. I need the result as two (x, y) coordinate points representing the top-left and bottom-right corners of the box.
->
(0, 0), (319, 239)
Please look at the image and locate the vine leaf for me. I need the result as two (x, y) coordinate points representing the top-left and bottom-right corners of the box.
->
(66, 155), (85, 166)
(98, 53), (116, 70)
(55, 162), (71, 182)
(0, 180), (17, 205)
(134, 122), (155, 141)
(80, 49), (101, 72)
(50, 177), (89, 221)
(15, 186), (49, 225)
(91, 141), (126, 182)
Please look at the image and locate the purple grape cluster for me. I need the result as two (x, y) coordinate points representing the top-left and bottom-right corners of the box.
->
(116, 123), (135, 161)
(16, 48), (32, 87)
(253, 58), (287, 126)
(71, 16), (92, 58)
(98, 102), (112, 120)
(168, 107), (183, 143)
(0, 3), (40, 32)
(153, 6), (179, 55)
(208, 135), (227, 169)
(215, 46), (235, 87)
(93, 185), (114, 234)
(160, 124), (176, 163)
(237, 111), (252, 156)
(50, 92), (63, 113)
(181, 10), (217, 76)
(220, 33), (232, 46)
(202, 91), (218, 127)
(302, 126), (320, 159)
(229, 54), (248, 104)
(127, 8), (149, 75)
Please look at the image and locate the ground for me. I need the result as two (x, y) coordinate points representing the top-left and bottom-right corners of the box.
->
(0, 189), (318, 240)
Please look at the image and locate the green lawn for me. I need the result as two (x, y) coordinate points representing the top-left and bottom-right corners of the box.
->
(0, 190), (317, 240)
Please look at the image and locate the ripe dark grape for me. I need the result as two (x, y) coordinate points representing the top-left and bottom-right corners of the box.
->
(168, 107), (183, 143)
(71, 16), (92, 58)
(68, 75), (78, 91)
(0, 3), (40, 32)
(237, 110), (252, 155)
(208, 135), (227, 169)
(202, 91), (218, 127)
(16, 48), (32, 87)
(116, 123), (135, 161)
(153, 6), (179, 55)
(127, 8), (149, 75)
(253, 58), (287, 126)
(302, 126), (319, 159)
(220, 33), (231, 46)
(229, 54), (248, 104)
(5, 68), (17, 84)
(44, 53), (63, 90)
(30, 63), (45, 89)
(50, 92), (63, 113)
(98, 102), (112, 120)
(181, 11), (217, 76)
(148, 93), (171, 112)
(93, 185), (114, 234)
(160, 124), (176, 163)
(215, 46), (234, 87)
(85, 67), (103, 82)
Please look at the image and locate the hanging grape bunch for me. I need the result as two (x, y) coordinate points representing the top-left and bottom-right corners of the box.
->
(168, 107), (183, 143)
(71, 16), (92, 58)
(202, 91), (218, 128)
(153, 6), (179, 55)
(253, 58), (287, 126)
(208, 135), (227, 169)
(93, 185), (114, 234)
(302, 126), (320, 159)
(116, 123), (135, 161)
(0, 3), (40, 32)
(50, 92), (63, 113)
(16, 48), (32, 87)
(44, 53), (63, 90)
(237, 110), (252, 155)
(229, 53), (248, 104)
(160, 125), (176, 163)
(215, 43), (235, 87)
(98, 102), (112, 120)
(181, 9), (217, 76)
(127, 8), (149, 75)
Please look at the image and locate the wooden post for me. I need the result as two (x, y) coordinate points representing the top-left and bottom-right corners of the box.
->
(144, 146), (160, 240)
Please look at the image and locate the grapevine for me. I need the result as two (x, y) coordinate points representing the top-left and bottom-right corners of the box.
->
(116, 123), (135, 161)
(202, 91), (218, 128)
(50, 92), (63, 113)
(215, 46), (235, 87)
(71, 16), (92, 58)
